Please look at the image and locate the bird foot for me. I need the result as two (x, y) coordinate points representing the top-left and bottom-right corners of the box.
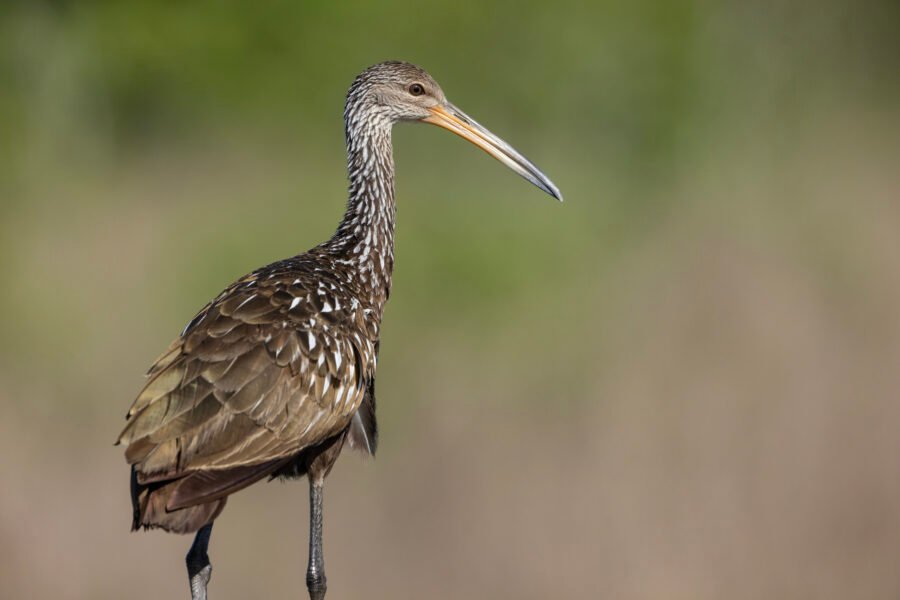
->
(189, 564), (212, 600)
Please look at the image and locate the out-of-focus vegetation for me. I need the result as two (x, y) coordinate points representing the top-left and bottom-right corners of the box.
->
(1, 1), (899, 598)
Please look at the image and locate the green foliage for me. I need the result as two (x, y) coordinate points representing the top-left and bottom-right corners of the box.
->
(0, 0), (897, 407)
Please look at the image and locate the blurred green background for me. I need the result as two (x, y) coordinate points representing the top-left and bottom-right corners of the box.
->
(2, 1), (899, 598)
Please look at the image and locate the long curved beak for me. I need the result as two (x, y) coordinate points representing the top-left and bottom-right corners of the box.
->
(423, 103), (563, 202)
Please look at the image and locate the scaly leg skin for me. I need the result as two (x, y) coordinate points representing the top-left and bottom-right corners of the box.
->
(186, 523), (214, 600)
(306, 476), (327, 600)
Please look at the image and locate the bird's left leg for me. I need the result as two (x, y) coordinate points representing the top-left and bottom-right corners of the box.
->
(186, 523), (214, 600)
(302, 433), (346, 600)
(306, 475), (327, 600)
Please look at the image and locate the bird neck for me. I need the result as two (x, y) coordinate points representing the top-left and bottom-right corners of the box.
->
(325, 119), (397, 310)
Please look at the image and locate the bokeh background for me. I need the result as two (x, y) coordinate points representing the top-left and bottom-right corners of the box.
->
(2, 1), (899, 598)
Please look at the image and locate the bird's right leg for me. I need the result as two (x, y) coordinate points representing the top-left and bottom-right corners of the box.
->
(186, 523), (214, 600)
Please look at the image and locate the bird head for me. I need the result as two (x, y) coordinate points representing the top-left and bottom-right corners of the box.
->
(346, 61), (562, 201)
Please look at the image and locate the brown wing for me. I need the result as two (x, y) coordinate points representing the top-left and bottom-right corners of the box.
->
(117, 273), (375, 489)
(346, 351), (378, 455)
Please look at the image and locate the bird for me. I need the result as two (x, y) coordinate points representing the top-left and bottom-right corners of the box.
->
(116, 60), (561, 600)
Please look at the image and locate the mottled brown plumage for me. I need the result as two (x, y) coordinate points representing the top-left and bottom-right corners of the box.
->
(119, 256), (380, 533)
(117, 61), (560, 600)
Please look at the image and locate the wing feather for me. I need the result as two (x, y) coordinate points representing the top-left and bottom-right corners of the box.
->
(118, 274), (375, 489)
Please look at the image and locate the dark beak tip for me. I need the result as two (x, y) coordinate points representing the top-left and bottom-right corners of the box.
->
(541, 182), (563, 202)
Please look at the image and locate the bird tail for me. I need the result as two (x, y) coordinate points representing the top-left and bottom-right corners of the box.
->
(130, 467), (227, 534)
(130, 458), (293, 534)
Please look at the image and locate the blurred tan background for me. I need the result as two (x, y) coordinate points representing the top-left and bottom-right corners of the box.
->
(2, 1), (899, 598)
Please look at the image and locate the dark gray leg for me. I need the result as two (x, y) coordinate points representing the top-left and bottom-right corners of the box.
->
(186, 523), (213, 600)
(306, 477), (327, 600)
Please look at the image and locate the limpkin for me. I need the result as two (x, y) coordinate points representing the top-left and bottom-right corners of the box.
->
(116, 61), (561, 600)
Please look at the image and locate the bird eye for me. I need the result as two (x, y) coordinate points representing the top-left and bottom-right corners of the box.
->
(408, 83), (425, 96)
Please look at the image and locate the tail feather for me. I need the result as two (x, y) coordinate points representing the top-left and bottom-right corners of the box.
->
(130, 466), (227, 534)
(168, 457), (291, 510)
